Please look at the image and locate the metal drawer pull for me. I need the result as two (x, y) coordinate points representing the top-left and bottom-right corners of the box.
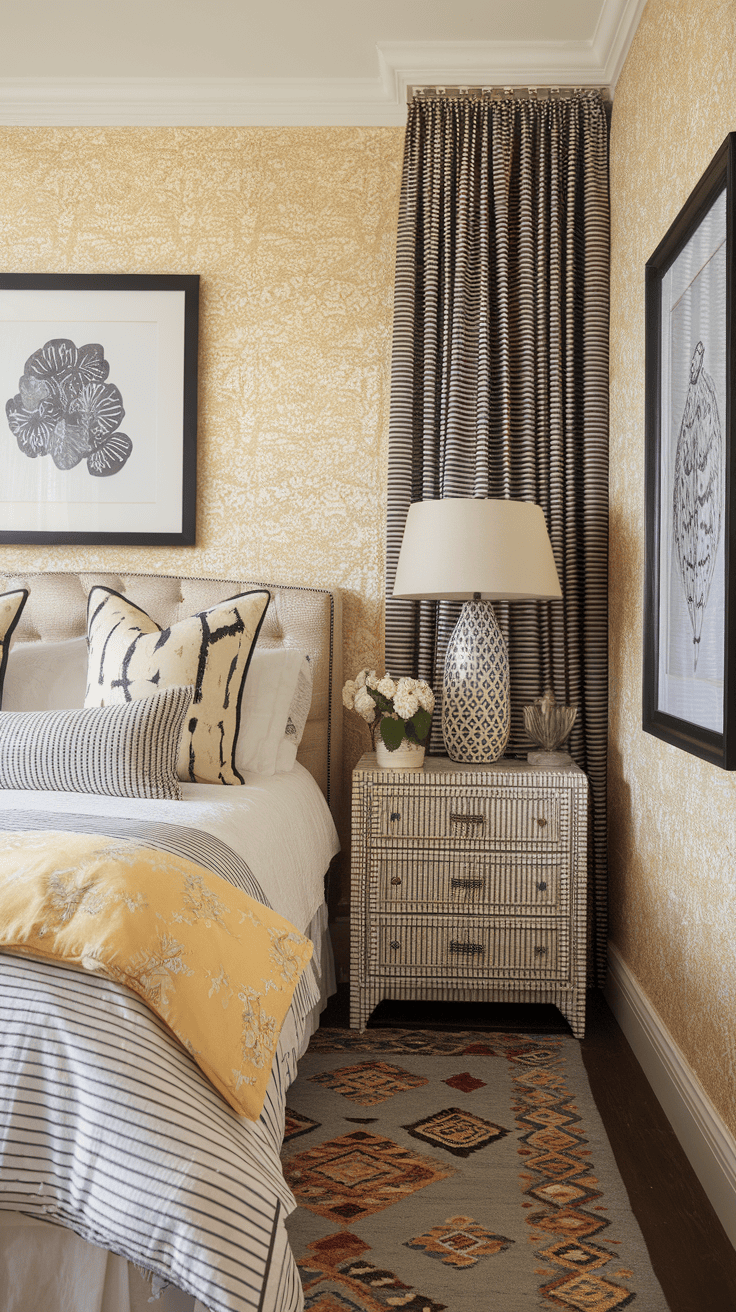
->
(390, 940), (401, 949)
(536, 816), (547, 828)
(390, 876), (402, 886)
(537, 881), (548, 891)
(450, 812), (486, 838)
(534, 945), (548, 956)
(449, 940), (485, 957)
(451, 877), (485, 891)
(390, 811), (401, 822)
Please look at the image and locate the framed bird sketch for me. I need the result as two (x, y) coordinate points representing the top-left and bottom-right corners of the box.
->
(643, 133), (735, 768)
(0, 273), (198, 545)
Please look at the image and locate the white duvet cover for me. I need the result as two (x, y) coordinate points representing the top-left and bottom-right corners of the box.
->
(0, 766), (339, 1312)
(0, 764), (338, 936)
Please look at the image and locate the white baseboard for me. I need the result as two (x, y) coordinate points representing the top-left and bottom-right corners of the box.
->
(605, 941), (736, 1251)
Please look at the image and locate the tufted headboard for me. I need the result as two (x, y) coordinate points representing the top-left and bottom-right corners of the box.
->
(0, 571), (343, 816)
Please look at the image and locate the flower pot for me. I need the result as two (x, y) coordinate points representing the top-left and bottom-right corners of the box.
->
(375, 738), (425, 771)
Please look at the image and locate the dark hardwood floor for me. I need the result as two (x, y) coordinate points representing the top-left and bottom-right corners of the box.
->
(319, 985), (736, 1312)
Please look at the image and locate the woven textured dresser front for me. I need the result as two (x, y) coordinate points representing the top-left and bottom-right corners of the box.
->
(349, 755), (588, 1037)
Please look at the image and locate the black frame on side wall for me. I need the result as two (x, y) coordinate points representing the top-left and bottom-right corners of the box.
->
(643, 134), (735, 769)
(0, 272), (198, 546)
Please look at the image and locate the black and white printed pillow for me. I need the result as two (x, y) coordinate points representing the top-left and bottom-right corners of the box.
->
(85, 586), (270, 785)
(0, 683), (192, 800)
(0, 589), (29, 703)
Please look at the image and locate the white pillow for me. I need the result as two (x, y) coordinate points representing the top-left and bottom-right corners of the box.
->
(236, 648), (312, 777)
(275, 653), (313, 772)
(3, 636), (88, 712)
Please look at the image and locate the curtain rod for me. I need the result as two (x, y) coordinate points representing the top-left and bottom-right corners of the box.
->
(408, 85), (610, 103)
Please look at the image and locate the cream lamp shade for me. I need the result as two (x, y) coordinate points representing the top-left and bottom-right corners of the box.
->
(392, 499), (562, 602)
(392, 499), (562, 763)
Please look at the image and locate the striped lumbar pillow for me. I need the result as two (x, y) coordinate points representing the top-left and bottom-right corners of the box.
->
(0, 684), (192, 799)
(85, 586), (270, 785)
(0, 589), (29, 700)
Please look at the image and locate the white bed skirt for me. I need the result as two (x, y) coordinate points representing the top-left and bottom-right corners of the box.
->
(0, 905), (335, 1312)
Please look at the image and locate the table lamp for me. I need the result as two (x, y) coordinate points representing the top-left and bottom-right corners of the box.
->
(392, 498), (562, 762)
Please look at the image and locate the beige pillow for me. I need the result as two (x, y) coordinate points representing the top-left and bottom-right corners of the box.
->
(0, 589), (29, 699)
(85, 586), (270, 785)
(3, 636), (88, 711)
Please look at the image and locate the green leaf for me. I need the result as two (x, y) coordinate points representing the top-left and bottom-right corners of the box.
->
(369, 689), (394, 713)
(380, 716), (406, 750)
(407, 708), (432, 743)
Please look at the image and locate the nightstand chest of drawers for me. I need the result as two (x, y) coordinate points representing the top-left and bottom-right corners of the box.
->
(349, 753), (588, 1037)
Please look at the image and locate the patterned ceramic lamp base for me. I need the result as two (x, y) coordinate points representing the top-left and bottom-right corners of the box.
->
(441, 599), (510, 763)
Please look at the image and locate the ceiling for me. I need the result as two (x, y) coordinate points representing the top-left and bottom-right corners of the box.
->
(0, 0), (647, 125)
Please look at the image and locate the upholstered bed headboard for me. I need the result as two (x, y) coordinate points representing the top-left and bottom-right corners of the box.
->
(0, 571), (343, 816)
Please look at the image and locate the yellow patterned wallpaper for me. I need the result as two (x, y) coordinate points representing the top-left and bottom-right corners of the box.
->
(610, 0), (736, 1135)
(0, 127), (404, 875)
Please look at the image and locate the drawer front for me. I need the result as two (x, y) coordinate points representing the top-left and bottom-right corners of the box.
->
(374, 852), (565, 915)
(373, 918), (567, 980)
(374, 789), (561, 845)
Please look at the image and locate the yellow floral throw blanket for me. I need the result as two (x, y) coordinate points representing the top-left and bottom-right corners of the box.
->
(0, 831), (313, 1120)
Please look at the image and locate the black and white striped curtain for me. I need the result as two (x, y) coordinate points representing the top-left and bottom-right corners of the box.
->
(386, 91), (609, 984)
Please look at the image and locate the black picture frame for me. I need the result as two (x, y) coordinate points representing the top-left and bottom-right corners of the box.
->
(0, 272), (198, 545)
(643, 134), (735, 768)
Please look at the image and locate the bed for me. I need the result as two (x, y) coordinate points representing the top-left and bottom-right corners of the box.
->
(0, 570), (343, 1312)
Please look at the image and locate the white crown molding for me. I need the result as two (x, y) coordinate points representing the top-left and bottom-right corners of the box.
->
(606, 941), (736, 1250)
(377, 40), (606, 107)
(0, 0), (645, 126)
(0, 77), (406, 128)
(592, 0), (650, 87)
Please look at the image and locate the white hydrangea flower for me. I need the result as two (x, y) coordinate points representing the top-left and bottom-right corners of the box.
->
(354, 669), (369, 689)
(365, 670), (379, 689)
(342, 680), (356, 710)
(416, 681), (435, 713)
(394, 686), (420, 720)
(354, 686), (376, 722)
(376, 675), (397, 700)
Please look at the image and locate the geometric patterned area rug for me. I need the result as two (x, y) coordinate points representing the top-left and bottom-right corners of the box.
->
(282, 1029), (671, 1310)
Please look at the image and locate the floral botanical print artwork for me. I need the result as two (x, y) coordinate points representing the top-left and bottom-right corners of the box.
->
(672, 339), (723, 671)
(656, 185), (727, 736)
(5, 338), (132, 477)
